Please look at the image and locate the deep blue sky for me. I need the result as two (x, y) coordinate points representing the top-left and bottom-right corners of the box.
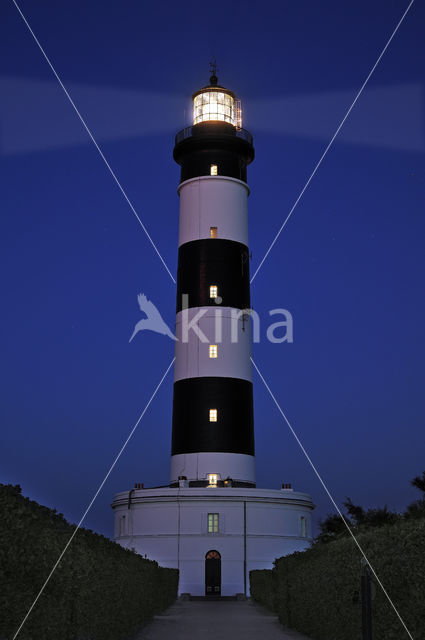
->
(1, 0), (424, 538)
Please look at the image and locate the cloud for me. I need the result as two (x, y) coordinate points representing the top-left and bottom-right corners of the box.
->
(247, 84), (425, 152)
(1, 76), (423, 154)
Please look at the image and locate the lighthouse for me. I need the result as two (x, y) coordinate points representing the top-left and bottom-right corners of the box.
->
(112, 71), (314, 597)
(171, 70), (255, 490)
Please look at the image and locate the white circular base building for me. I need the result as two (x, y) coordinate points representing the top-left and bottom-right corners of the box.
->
(112, 485), (314, 596)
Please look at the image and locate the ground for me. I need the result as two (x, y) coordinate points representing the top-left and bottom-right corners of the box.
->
(132, 599), (313, 640)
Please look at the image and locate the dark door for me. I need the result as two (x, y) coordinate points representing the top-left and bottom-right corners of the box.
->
(205, 550), (221, 596)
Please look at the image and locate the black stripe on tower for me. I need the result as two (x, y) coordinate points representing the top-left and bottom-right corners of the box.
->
(171, 377), (254, 455)
(177, 239), (250, 312)
(173, 122), (254, 183)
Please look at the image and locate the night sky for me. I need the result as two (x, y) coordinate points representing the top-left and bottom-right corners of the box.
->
(1, 0), (424, 538)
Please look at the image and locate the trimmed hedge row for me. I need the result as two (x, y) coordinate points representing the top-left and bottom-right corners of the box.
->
(0, 484), (178, 640)
(250, 517), (425, 640)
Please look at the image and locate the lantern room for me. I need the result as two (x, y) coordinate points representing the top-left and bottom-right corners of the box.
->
(192, 73), (241, 128)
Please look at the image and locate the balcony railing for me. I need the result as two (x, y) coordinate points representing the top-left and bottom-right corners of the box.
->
(175, 125), (253, 146)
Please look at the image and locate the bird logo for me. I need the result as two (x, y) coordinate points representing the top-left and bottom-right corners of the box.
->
(129, 293), (177, 342)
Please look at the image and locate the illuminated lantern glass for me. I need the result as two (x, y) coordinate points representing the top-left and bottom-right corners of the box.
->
(193, 90), (237, 126)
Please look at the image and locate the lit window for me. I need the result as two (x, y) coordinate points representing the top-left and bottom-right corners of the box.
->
(210, 164), (218, 176)
(301, 516), (307, 537)
(209, 285), (218, 299)
(209, 345), (218, 358)
(209, 409), (217, 422)
(210, 226), (218, 238)
(208, 513), (219, 532)
(207, 474), (218, 487)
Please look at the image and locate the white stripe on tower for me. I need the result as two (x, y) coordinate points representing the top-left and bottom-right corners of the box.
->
(178, 176), (250, 247)
(174, 307), (252, 382)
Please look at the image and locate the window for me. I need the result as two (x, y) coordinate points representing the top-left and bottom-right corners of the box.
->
(209, 408), (217, 422)
(210, 226), (218, 238)
(210, 164), (218, 176)
(301, 516), (307, 538)
(209, 285), (218, 299)
(207, 474), (218, 487)
(208, 513), (219, 532)
(120, 515), (126, 536)
(209, 344), (218, 358)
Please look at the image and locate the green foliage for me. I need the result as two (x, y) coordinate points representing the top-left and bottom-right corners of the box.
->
(249, 569), (277, 611)
(0, 484), (178, 640)
(316, 471), (425, 544)
(250, 518), (425, 640)
(315, 513), (347, 544)
(410, 471), (425, 494)
(315, 498), (400, 544)
(405, 471), (425, 519)
(404, 497), (425, 519)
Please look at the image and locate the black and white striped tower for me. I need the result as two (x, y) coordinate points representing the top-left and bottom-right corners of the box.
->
(171, 72), (256, 488)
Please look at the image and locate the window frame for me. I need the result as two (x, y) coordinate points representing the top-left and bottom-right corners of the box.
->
(120, 515), (126, 536)
(207, 512), (219, 533)
(300, 516), (307, 537)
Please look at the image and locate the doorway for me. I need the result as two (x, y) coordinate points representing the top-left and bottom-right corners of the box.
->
(205, 550), (221, 596)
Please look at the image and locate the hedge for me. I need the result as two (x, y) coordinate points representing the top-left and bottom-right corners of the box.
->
(250, 517), (425, 640)
(0, 484), (178, 640)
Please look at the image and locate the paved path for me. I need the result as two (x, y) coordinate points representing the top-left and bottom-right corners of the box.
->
(132, 599), (313, 640)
